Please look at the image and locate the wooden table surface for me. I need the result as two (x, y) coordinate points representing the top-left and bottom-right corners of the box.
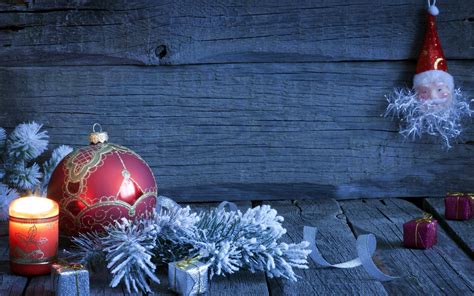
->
(0, 198), (472, 296)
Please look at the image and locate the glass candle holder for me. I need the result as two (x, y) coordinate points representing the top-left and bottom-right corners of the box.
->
(9, 196), (59, 276)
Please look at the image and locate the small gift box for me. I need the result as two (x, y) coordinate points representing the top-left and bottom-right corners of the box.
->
(51, 262), (90, 296)
(403, 213), (437, 249)
(445, 193), (473, 220)
(168, 257), (209, 296)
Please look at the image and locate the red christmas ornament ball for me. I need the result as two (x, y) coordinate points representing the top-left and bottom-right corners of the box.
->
(47, 128), (157, 236)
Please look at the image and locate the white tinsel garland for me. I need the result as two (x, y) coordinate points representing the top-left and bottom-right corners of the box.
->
(385, 88), (473, 148)
(68, 202), (311, 294)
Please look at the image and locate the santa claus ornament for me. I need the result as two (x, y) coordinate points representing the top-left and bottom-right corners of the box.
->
(47, 124), (157, 236)
(385, 1), (473, 148)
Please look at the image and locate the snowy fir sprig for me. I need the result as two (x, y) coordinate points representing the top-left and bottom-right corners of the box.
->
(0, 122), (72, 220)
(68, 201), (311, 294)
(0, 184), (18, 221)
(41, 145), (73, 192)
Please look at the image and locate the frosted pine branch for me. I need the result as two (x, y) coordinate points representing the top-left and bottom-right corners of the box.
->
(6, 162), (42, 191)
(103, 218), (160, 293)
(0, 183), (18, 221)
(69, 201), (311, 294)
(189, 205), (311, 280)
(42, 145), (73, 194)
(153, 205), (199, 263)
(1, 122), (69, 194)
(7, 122), (48, 161)
(67, 231), (106, 268)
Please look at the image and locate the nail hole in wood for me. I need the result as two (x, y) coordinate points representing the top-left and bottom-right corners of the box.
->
(155, 45), (167, 59)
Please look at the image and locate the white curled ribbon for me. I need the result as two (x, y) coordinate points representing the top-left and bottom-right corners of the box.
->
(217, 201), (239, 212)
(156, 195), (180, 212)
(304, 226), (398, 281)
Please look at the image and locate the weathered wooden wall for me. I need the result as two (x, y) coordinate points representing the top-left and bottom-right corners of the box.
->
(0, 0), (473, 201)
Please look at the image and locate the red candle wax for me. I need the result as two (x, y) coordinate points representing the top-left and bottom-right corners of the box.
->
(9, 196), (59, 276)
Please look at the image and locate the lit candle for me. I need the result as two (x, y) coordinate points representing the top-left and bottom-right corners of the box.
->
(9, 196), (59, 276)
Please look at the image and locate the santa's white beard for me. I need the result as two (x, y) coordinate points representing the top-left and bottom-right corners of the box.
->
(385, 88), (473, 148)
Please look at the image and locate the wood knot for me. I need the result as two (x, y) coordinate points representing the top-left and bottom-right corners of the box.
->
(155, 45), (167, 59)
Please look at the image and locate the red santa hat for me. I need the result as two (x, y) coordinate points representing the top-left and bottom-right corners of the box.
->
(413, 3), (454, 90)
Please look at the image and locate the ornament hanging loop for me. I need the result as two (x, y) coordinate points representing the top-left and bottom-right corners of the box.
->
(89, 123), (108, 145)
(92, 123), (103, 133)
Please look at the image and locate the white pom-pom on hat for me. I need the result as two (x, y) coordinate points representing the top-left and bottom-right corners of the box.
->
(428, 5), (439, 16)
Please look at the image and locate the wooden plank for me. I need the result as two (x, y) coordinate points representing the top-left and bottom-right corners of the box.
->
(0, 0), (472, 65)
(186, 202), (269, 296)
(1, 62), (473, 201)
(265, 199), (387, 295)
(423, 197), (474, 258)
(87, 267), (176, 296)
(0, 237), (27, 296)
(0, 235), (8, 261)
(0, 268), (27, 296)
(24, 276), (52, 296)
(88, 266), (127, 296)
(340, 199), (474, 295)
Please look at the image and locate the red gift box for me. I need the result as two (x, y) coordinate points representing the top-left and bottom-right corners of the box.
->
(403, 214), (437, 249)
(445, 193), (473, 221)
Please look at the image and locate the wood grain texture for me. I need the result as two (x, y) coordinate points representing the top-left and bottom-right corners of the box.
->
(187, 202), (269, 296)
(340, 199), (474, 295)
(423, 197), (474, 259)
(0, 62), (473, 201)
(0, 0), (472, 65)
(265, 199), (387, 295)
(0, 269), (27, 296)
(24, 275), (52, 296)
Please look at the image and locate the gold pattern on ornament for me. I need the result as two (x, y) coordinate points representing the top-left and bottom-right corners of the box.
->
(60, 191), (157, 233)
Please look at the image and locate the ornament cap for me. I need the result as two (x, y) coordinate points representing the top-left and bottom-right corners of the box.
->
(89, 123), (109, 144)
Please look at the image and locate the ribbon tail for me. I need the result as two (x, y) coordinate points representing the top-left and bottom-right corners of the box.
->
(156, 196), (180, 213)
(304, 226), (398, 281)
(217, 201), (239, 212)
(304, 226), (362, 268)
(356, 233), (398, 282)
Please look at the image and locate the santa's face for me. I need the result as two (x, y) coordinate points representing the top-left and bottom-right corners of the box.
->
(415, 81), (453, 109)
